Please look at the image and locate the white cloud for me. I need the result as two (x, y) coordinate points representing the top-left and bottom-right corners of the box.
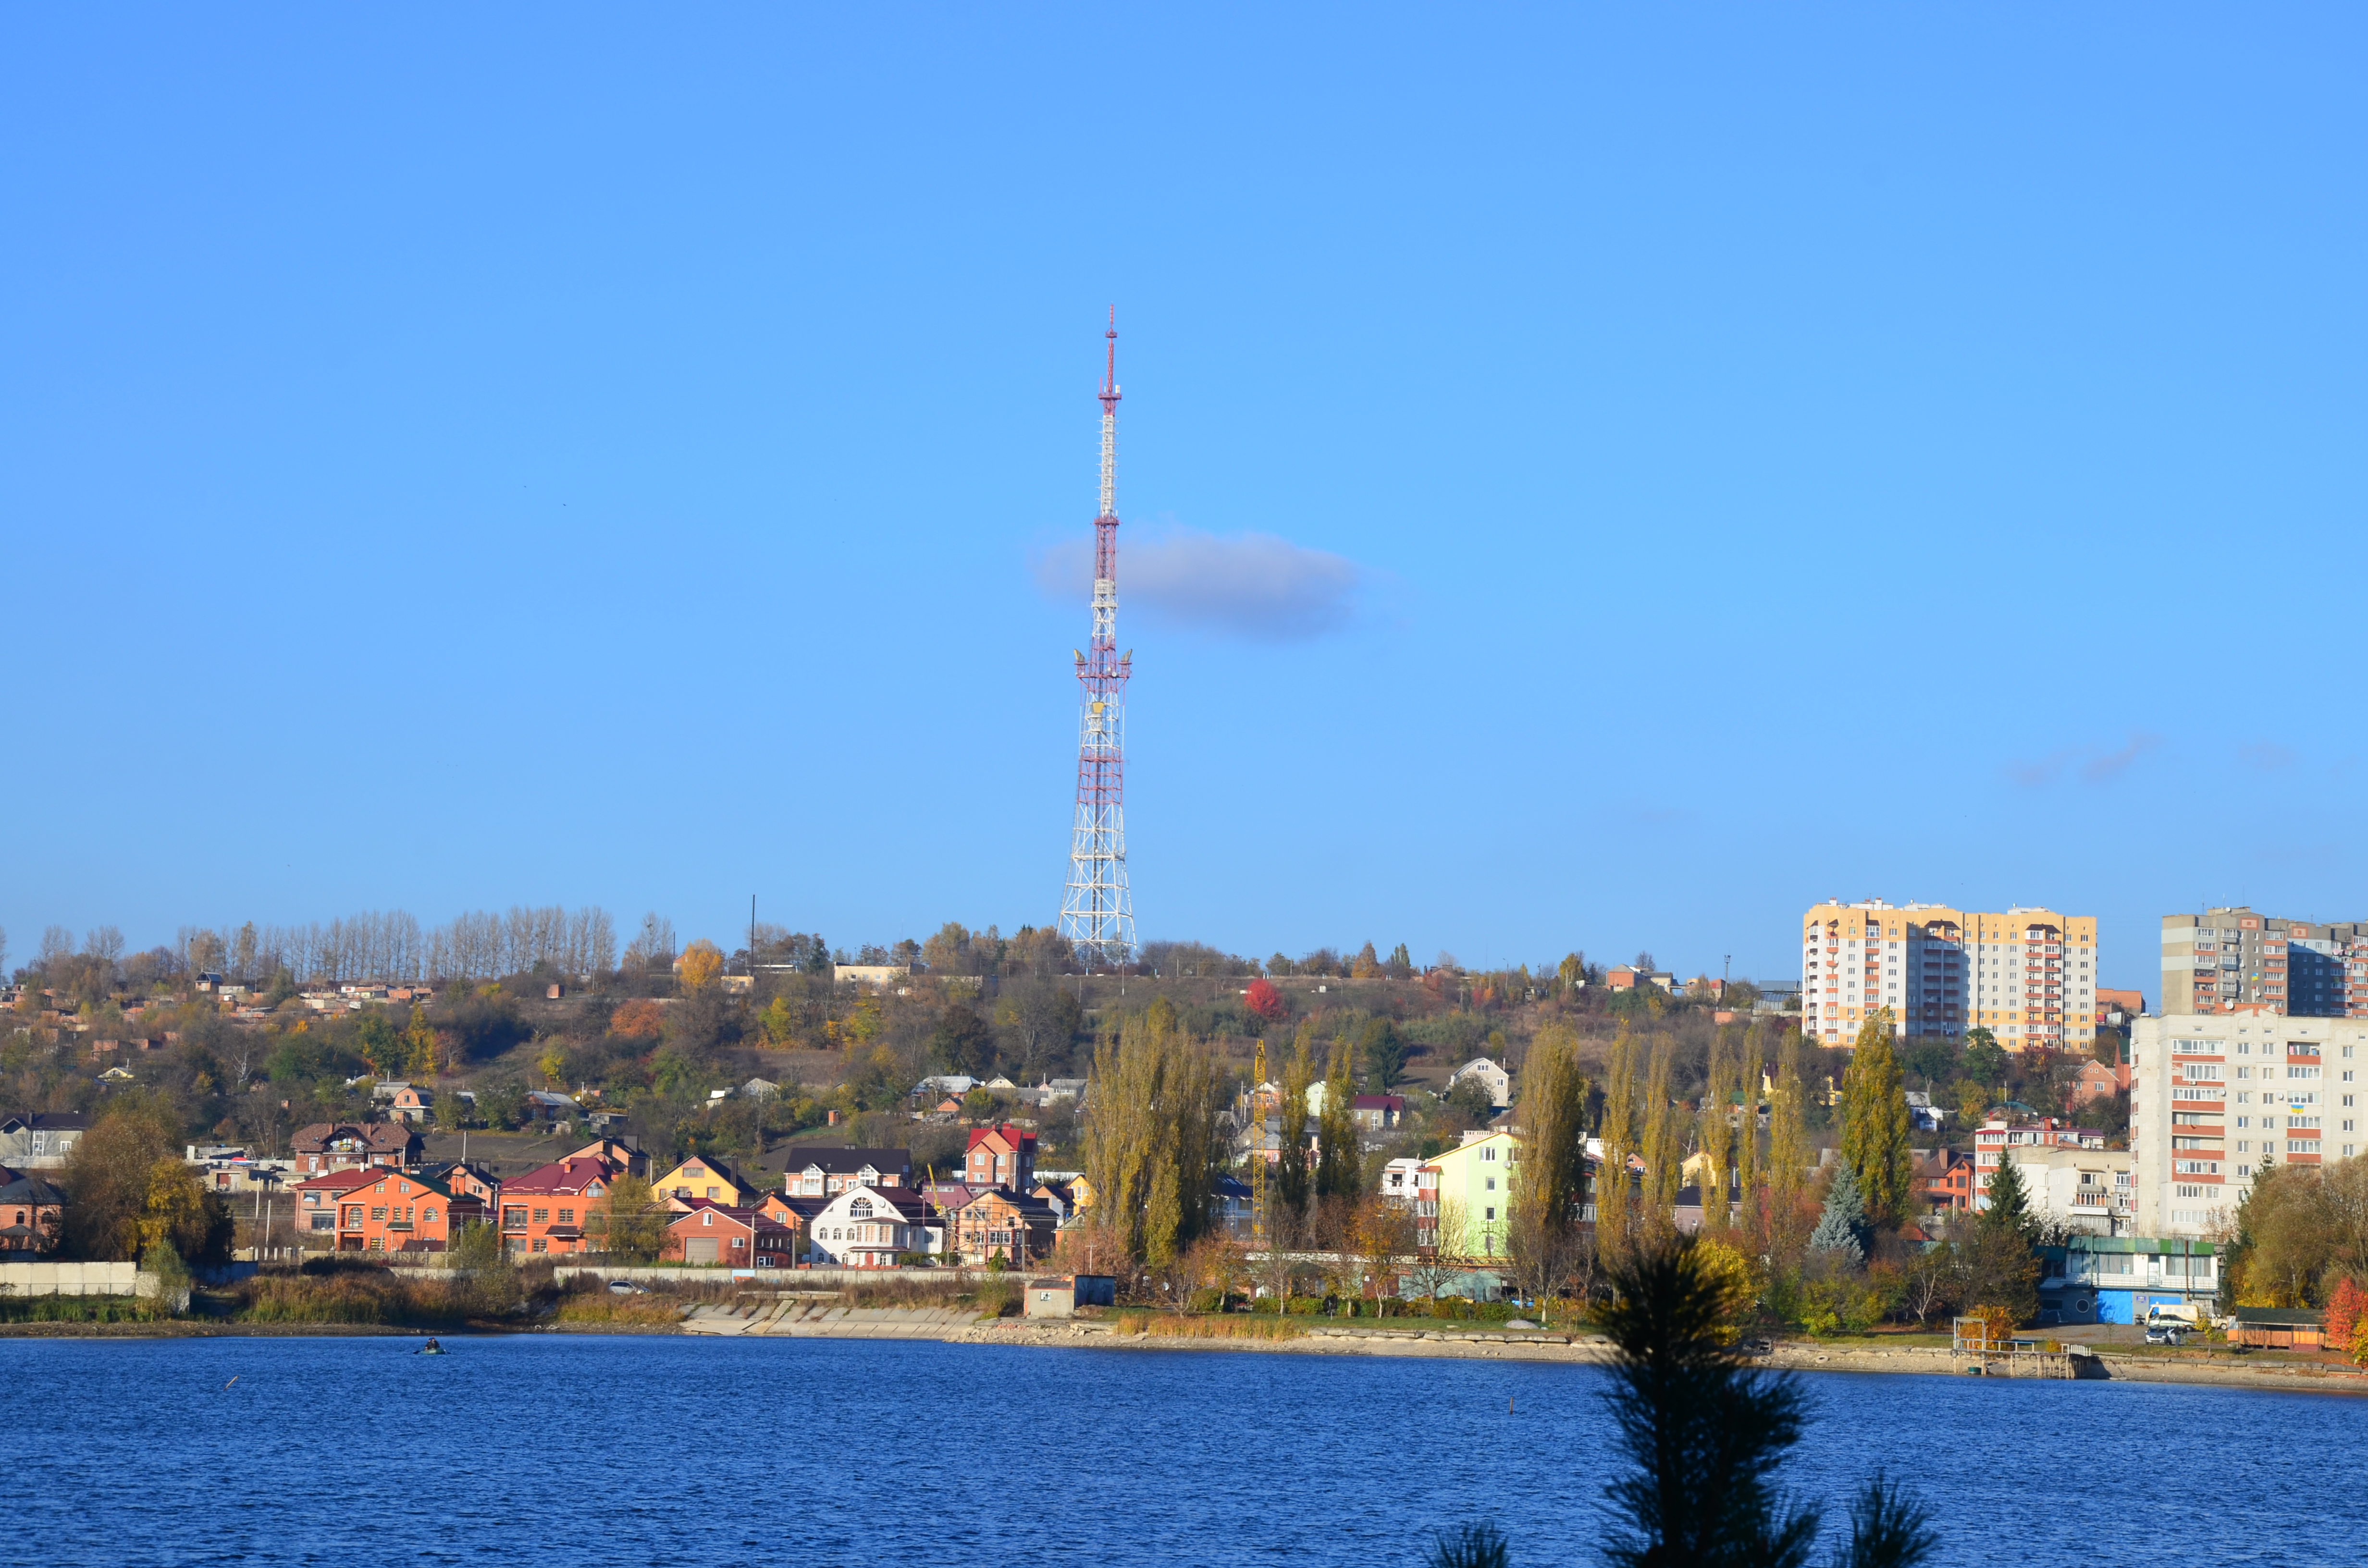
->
(1032, 525), (1367, 641)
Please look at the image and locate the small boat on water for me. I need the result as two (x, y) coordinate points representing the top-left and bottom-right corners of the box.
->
(417, 1337), (447, 1356)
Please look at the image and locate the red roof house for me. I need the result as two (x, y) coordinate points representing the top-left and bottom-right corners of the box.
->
(963, 1125), (1037, 1192)
(496, 1157), (613, 1256)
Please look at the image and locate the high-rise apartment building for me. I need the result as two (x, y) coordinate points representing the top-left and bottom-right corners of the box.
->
(2131, 1013), (2367, 1239)
(1799, 900), (2098, 1052)
(2159, 908), (2368, 1018)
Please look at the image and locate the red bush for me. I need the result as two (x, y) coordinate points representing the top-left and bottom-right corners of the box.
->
(1245, 979), (1289, 1023)
(2328, 1275), (2368, 1351)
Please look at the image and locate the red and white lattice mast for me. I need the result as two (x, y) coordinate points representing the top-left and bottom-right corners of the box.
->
(1060, 310), (1137, 966)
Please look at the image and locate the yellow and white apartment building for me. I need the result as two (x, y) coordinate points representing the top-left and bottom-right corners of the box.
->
(1801, 900), (2099, 1052)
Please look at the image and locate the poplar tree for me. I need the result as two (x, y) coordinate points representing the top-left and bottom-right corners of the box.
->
(1697, 1031), (1732, 1236)
(1081, 997), (1226, 1265)
(1734, 1032), (1761, 1224)
(1513, 1022), (1592, 1250)
(1276, 1024), (1315, 1219)
(1315, 1034), (1360, 1202)
(1840, 1010), (1914, 1227)
(1640, 1038), (1684, 1239)
(1769, 1028), (1808, 1210)
(1597, 1029), (1641, 1269)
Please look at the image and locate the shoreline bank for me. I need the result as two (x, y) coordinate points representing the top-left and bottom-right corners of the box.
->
(946, 1318), (2368, 1397)
(13, 1308), (2365, 1397)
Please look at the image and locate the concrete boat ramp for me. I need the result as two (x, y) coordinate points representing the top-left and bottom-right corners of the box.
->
(678, 1299), (986, 1338)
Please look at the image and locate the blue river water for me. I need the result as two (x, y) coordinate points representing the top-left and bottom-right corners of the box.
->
(13, 1334), (2365, 1567)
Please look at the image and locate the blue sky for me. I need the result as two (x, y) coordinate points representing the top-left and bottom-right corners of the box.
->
(4, 9), (2364, 992)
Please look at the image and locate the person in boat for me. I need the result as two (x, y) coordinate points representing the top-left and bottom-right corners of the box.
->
(421, 1336), (443, 1354)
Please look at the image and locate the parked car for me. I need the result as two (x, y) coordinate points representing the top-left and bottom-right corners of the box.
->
(2144, 1323), (2186, 1347)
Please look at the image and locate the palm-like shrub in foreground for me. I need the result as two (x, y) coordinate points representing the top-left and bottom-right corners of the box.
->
(1426, 1237), (1936, 1568)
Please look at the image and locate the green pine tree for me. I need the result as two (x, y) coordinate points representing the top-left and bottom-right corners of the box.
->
(1809, 1163), (1868, 1263)
(1961, 1155), (2042, 1325)
(1978, 1150), (2034, 1244)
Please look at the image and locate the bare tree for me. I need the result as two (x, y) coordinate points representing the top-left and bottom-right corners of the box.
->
(1902, 1243), (1960, 1329)
(84, 925), (125, 967)
(624, 913), (678, 975)
(1352, 1196), (1418, 1305)
(1255, 1200), (1308, 1308)
(1505, 1201), (1585, 1316)
(1404, 1196), (1473, 1302)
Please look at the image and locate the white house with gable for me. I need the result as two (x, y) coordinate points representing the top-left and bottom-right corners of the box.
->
(805, 1185), (935, 1267)
(1447, 1058), (1512, 1109)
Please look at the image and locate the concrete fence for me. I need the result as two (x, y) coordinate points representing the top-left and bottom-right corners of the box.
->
(0, 1261), (160, 1299)
(383, 1263), (1015, 1288)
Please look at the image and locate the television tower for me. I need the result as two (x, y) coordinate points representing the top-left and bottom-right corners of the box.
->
(1059, 310), (1137, 967)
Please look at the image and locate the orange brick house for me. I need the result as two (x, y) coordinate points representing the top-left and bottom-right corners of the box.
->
(945, 1187), (1055, 1267)
(963, 1125), (1036, 1192)
(1921, 1149), (1978, 1213)
(426, 1160), (500, 1209)
(296, 1167), (482, 1252)
(0, 1168), (65, 1253)
(757, 1190), (825, 1251)
(566, 1138), (647, 1180)
(497, 1157), (613, 1255)
(2068, 1058), (2132, 1107)
(296, 1167), (386, 1243)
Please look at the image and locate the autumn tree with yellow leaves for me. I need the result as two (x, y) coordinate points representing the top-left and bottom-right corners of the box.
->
(676, 939), (725, 992)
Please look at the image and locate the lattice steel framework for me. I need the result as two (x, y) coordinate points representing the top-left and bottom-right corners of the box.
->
(1059, 311), (1137, 967)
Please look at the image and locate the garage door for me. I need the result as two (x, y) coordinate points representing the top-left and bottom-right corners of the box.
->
(685, 1237), (719, 1263)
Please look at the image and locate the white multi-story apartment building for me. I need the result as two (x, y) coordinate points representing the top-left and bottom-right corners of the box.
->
(2132, 1013), (2368, 1239)
(1800, 900), (2099, 1051)
(2005, 1144), (2135, 1237)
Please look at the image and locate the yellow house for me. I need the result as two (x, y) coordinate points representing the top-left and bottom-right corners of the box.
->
(1421, 1131), (1522, 1261)
(650, 1155), (759, 1207)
